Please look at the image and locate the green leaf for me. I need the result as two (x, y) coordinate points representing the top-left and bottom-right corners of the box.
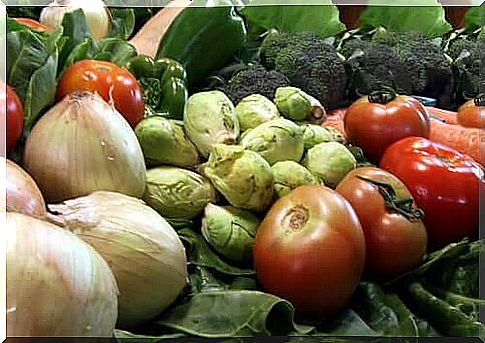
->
(63, 38), (96, 69)
(240, 1), (345, 38)
(359, 2), (452, 38)
(464, 6), (484, 31)
(108, 8), (136, 40)
(316, 309), (378, 336)
(114, 329), (187, 342)
(156, 290), (314, 337)
(179, 229), (255, 276)
(93, 37), (138, 67)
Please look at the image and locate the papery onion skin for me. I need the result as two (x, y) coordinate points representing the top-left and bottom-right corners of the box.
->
(7, 212), (118, 337)
(23, 92), (146, 203)
(47, 191), (188, 328)
(4, 158), (46, 217)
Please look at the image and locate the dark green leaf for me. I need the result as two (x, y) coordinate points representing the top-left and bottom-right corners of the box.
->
(179, 229), (255, 276)
(6, 6), (42, 20)
(63, 38), (95, 69)
(108, 8), (136, 40)
(359, 2), (452, 38)
(114, 329), (187, 342)
(93, 38), (138, 67)
(316, 309), (378, 336)
(156, 290), (313, 337)
(240, 1), (345, 38)
(463, 6), (484, 31)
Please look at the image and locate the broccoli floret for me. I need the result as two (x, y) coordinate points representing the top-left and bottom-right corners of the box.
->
(260, 31), (348, 110)
(372, 31), (453, 100)
(340, 39), (415, 96)
(221, 64), (291, 104)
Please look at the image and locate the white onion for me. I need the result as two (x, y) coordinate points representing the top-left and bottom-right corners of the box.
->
(4, 157), (46, 217)
(7, 212), (119, 336)
(48, 191), (188, 328)
(40, 0), (111, 40)
(23, 92), (146, 203)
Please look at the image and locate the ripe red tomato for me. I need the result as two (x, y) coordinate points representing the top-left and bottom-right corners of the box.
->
(3, 84), (25, 154)
(336, 167), (427, 278)
(13, 18), (52, 32)
(380, 137), (483, 247)
(56, 60), (144, 128)
(457, 95), (483, 129)
(253, 185), (365, 321)
(344, 90), (430, 163)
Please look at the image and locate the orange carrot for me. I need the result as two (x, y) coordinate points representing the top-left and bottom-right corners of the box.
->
(425, 106), (459, 125)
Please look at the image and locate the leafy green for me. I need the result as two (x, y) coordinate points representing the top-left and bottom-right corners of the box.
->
(359, 2), (452, 37)
(316, 310), (378, 336)
(115, 330), (187, 342)
(108, 8), (136, 40)
(179, 229), (256, 276)
(6, 6), (42, 20)
(463, 6), (484, 31)
(156, 290), (313, 337)
(92, 38), (138, 67)
(240, 1), (345, 38)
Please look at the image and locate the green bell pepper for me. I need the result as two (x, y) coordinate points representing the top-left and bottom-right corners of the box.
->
(125, 55), (188, 120)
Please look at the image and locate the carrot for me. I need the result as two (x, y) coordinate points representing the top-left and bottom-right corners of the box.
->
(425, 106), (459, 125)
(429, 119), (483, 165)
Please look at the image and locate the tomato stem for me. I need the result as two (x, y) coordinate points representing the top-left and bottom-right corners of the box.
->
(357, 176), (424, 222)
(368, 86), (398, 104)
(474, 93), (484, 107)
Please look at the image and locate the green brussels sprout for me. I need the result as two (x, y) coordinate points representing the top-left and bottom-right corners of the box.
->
(322, 125), (347, 144)
(240, 118), (305, 165)
(235, 94), (280, 132)
(301, 124), (335, 150)
(271, 161), (321, 198)
(303, 142), (357, 188)
(143, 166), (218, 219)
(135, 116), (199, 168)
(202, 144), (274, 212)
(274, 87), (326, 122)
(201, 204), (260, 264)
(183, 91), (239, 158)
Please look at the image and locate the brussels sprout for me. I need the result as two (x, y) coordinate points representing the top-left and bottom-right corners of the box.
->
(274, 87), (326, 122)
(184, 91), (239, 158)
(202, 144), (274, 212)
(271, 161), (321, 198)
(201, 204), (260, 264)
(301, 124), (335, 150)
(143, 166), (217, 219)
(303, 142), (357, 188)
(135, 116), (199, 168)
(235, 94), (280, 132)
(240, 118), (304, 165)
(322, 125), (347, 144)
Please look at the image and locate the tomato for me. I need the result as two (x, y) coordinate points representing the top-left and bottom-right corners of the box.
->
(380, 137), (483, 247)
(253, 185), (365, 321)
(3, 84), (25, 154)
(336, 167), (427, 278)
(56, 60), (144, 128)
(344, 89), (430, 163)
(457, 95), (483, 129)
(13, 18), (52, 32)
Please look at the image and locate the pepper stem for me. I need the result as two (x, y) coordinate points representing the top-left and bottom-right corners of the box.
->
(357, 176), (424, 222)
(474, 93), (484, 107)
(368, 87), (398, 104)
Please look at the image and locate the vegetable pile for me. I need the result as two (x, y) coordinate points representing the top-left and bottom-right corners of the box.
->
(4, 1), (484, 340)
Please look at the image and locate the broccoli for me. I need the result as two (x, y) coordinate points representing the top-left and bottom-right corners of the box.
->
(339, 39), (415, 96)
(371, 31), (453, 102)
(216, 64), (291, 105)
(260, 31), (348, 110)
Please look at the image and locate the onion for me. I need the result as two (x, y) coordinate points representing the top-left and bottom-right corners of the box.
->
(3, 157), (46, 217)
(7, 212), (118, 336)
(47, 191), (188, 328)
(23, 92), (146, 203)
(40, 0), (111, 40)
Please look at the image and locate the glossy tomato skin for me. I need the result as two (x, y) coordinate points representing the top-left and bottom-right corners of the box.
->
(380, 137), (483, 247)
(457, 98), (482, 129)
(344, 95), (430, 163)
(5, 85), (24, 154)
(253, 185), (365, 321)
(56, 60), (144, 128)
(336, 167), (427, 278)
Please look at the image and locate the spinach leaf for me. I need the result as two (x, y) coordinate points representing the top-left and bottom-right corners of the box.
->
(179, 229), (255, 276)
(359, 1), (452, 38)
(108, 8), (136, 40)
(93, 38), (138, 67)
(6, 6), (42, 20)
(316, 309), (378, 336)
(156, 290), (313, 337)
(240, 1), (345, 38)
(464, 6), (484, 32)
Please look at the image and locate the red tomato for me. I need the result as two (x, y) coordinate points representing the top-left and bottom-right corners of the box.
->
(13, 18), (52, 32)
(344, 90), (430, 163)
(253, 185), (366, 321)
(3, 85), (24, 154)
(380, 137), (483, 247)
(457, 95), (483, 129)
(336, 167), (427, 278)
(56, 60), (144, 128)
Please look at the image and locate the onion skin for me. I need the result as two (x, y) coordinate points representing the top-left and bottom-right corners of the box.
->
(7, 212), (119, 336)
(23, 92), (146, 203)
(4, 158), (46, 217)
